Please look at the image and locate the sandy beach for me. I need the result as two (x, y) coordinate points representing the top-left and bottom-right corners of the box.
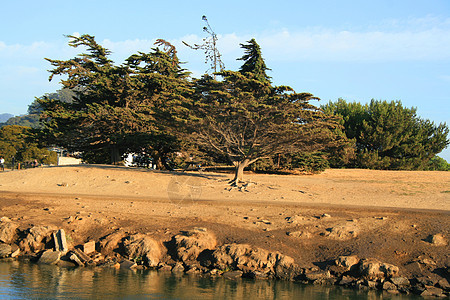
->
(0, 165), (448, 294)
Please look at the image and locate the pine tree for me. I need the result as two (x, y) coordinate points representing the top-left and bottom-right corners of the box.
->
(188, 40), (350, 183)
(238, 38), (271, 83)
(39, 35), (191, 166)
(323, 99), (449, 169)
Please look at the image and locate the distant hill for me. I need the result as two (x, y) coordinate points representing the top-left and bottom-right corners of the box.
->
(0, 113), (13, 123)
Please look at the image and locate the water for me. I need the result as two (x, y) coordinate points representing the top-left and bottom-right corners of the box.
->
(0, 261), (422, 299)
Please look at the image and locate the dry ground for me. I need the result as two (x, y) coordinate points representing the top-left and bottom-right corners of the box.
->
(0, 165), (448, 276)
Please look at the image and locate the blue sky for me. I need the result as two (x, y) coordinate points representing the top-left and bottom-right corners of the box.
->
(1, 0), (449, 160)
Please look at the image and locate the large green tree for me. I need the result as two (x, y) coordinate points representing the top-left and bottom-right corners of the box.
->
(188, 40), (350, 183)
(322, 99), (449, 170)
(39, 35), (191, 167)
(0, 125), (57, 166)
(238, 38), (271, 84)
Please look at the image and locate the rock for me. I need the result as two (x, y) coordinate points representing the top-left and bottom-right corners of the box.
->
(285, 215), (304, 224)
(246, 270), (269, 280)
(335, 255), (360, 271)
(120, 259), (137, 270)
(208, 269), (219, 275)
(325, 225), (358, 240)
(72, 248), (93, 266)
(222, 270), (243, 279)
(366, 280), (378, 289)
(359, 258), (399, 279)
(287, 231), (311, 239)
(10, 244), (20, 258)
(123, 234), (161, 267)
(185, 263), (205, 274)
(210, 243), (300, 280)
(0, 222), (18, 244)
(171, 262), (185, 273)
(38, 250), (61, 265)
(425, 234), (447, 246)
(274, 254), (300, 280)
(69, 252), (84, 266)
(57, 260), (77, 268)
(405, 261), (423, 277)
(99, 230), (127, 254)
(421, 286), (446, 297)
(53, 229), (68, 254)
(20, 226), (56, 253)
(382, 281), (398, 292)
(338, 275), (355, 286)
(304, 270), (331, 282)
(390, 276), (410, 287)
(421, 258), (436, 266)
(0, 217), (11, 223)
(185, 266), (201, 274)
(438, 278), (450, 290)
(157, 263), (172, 272)
(83, 240), (96, 254)
(172, 228), (216, 262)
(0, 243), (12, 258)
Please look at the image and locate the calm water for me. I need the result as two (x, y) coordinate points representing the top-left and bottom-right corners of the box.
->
(0, 261), (422, 299)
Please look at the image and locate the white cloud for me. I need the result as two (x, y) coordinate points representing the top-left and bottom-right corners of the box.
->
(256, 25), (450, 62)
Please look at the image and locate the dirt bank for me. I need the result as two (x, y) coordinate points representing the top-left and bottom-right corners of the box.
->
(0, 166), (448, 296)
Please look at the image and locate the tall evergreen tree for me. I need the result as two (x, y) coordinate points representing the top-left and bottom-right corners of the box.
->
(188, 40), (350, 183)
(0, 125), (57, 166)
(323, 99), (449, 169)
(238, 38), (271, 83)
(39, 35), (191, 166)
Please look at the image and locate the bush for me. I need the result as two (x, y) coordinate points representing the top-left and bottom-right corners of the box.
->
(322, 99), (449, 170)
(426, 156), (450, 171)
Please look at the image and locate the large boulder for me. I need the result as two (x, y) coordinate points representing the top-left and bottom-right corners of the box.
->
(0, 243), (12, 258)
(38, 250), (61, 265)
(210, 243), (300, 280)
(99, 230), (127, 254)
(335, 255), (360, 271)
(19, 226), (56, 253)
(123, 234), (162, 267)
(425, 234), (447, 246)
(359, 258), (399, 279)
(172, 228), (216, 262)
(325, 225), (358, 240)
(0, 220), (18, 244)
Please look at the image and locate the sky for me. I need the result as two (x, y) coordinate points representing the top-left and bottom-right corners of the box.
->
(1, 0), (449, 160)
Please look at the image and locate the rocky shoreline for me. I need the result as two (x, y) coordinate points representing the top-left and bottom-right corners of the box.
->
(0, 218), (448, 298)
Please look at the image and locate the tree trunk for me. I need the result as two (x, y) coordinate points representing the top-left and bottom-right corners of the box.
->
(110, 145), (121, 165)
(155, 156), (164, 170)
(230, 158), (252, 185)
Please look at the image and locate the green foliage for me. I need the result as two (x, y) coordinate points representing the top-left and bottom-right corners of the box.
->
(426, 156), (450, 171)
(290, 152), (330, 173)
(2, 114), (41, 128)
(0, 125), (57, 166)
(39, 35), (192, 167)
(1, 89), (75, 129)
(250, 152), (330, 174)
(20, 145), (57, 165)
(187, 39), (351, 181)
(322, 99), (449, 170)
(238, 39), (271, 83)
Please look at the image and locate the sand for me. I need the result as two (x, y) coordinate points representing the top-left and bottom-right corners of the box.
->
(0, 165), (448, 276)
